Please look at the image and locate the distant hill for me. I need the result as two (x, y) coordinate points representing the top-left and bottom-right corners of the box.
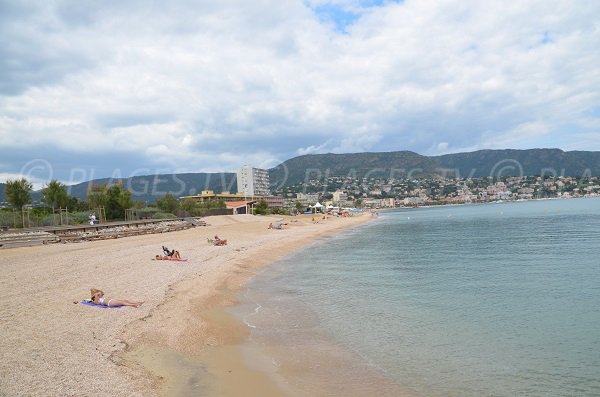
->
(268, 151), (439, 187)
(64, 172), (237, 202)
(269, 148), (600, 187)
(433, 149), (600, 178)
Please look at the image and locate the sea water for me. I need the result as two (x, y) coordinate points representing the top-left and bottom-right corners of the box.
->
(235, 198), (600, 396)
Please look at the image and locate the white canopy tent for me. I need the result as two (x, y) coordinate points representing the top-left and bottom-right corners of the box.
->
(310, 202), (324, 213)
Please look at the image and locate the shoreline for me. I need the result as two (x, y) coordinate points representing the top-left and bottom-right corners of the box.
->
(121, 213), (375, 396)
(0, 213), (372, 396)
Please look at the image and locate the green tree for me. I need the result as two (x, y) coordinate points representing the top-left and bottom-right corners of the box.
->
(87, 184), (108, 209)
(106, 184), (133, 219)
(208, 199), (226, 209)
(5, 178), (32, 210)
(254, 199), (268, 215)
(156, 193), (178, 213)
(67, 196), (85, 212)
(41, 180), (69, 210)
(5, 178), (33, 227)
(87, 183), (133, 220)
(180, 198), (199, 215)
(295, 200), (304, 213)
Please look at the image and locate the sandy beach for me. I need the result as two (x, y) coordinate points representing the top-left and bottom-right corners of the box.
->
(0, 213), (371, 396)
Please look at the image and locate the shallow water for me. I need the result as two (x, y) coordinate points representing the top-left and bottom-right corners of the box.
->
(235, 198), (600, 396)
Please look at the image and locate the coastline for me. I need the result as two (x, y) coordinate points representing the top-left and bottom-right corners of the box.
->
(0, 213), (371, 396)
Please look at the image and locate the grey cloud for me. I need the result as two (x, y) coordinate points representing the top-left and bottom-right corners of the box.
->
(0, 2), (95, 96)
(97, 113), (174, 129)
(0, 146), (154, 183)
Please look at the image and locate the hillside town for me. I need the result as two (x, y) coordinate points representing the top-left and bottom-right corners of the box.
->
(276, 174), (600, 210)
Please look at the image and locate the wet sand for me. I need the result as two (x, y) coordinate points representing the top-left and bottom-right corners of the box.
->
(0, 213), (371, 396)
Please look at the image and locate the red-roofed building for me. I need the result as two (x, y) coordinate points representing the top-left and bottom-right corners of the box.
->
(225, 200), (257, 215)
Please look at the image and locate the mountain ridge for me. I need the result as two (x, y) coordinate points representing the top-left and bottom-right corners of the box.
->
(271, 148), (600, 186)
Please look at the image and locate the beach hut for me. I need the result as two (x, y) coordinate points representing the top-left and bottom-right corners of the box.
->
(311, 202), (324, 214)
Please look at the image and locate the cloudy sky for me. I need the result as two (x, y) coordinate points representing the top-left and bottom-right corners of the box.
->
(1, 0), (599, 186)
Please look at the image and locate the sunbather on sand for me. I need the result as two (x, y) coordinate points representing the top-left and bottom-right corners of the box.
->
(213, 235), (227, 246)
(90, 288), (144, 308)
(162, 246), (181, 259)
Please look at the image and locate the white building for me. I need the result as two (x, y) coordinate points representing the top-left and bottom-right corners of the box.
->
(237, 166), (270, 197)
(296, 192), (320, 204)
(403, 197), (425, 206)
(332, 191), (348, 203)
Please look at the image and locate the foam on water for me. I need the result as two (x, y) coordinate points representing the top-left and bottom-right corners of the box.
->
(233, 198), (600, 396)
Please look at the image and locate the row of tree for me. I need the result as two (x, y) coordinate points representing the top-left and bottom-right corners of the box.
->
(2, 178), (231, 226)
(3, 178), (134, 224)
(155, 193), (227, 217)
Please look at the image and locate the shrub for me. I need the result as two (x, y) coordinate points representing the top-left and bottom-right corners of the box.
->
(152, 212), (177, 219)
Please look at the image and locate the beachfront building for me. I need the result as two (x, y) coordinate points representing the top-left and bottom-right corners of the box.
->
(180, 190), (246, 203)
(363, 197), (396, 208)
(403, 197), (425, 206)
(296, 192), (320, 204)
(332, 191), (348, 204)
(263, 195), (284, 209)
(225, 200), (257, 215)
(237, 166), (270, 197)
(179, 190), (258, 215)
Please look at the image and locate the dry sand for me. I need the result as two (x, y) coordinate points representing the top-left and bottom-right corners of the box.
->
(0, 213), (371, 397)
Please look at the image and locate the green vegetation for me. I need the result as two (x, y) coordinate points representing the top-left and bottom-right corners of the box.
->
(5, 178), (32, 211)
(87, 183), (133, 220)
(152, 212), (177, 219)
(0, 177), (233, 228)
(0, 207), (91, 228)
(156, 194), (178, 213)
(41, 180), (69, 209)
(5, 178), (32, 226)
(254, 199), (268, 215)
(178, 198), (227, 217)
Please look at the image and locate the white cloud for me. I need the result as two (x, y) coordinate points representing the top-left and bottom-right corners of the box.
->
(1, 0), (599, 181)
(481, 121), (551, 149)
(296, 139), (335, 155)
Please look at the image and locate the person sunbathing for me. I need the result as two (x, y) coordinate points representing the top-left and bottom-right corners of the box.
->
(268, 222), (284, 230)
(213, 235), (227, 246)
(162, 246), (181, 259)
(90, 288), (144, 308)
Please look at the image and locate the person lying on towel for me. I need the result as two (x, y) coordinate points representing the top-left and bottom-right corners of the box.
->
(213, 235), (227, 246)
(162, 246), (181, 259)
(90, 288), (144, 308)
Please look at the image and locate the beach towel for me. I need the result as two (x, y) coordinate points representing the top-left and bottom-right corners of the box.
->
(152, 257), (188, 262)
(79, 299), (121, 309)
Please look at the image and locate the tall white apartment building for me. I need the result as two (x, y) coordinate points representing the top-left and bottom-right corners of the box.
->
(237, 166), (270, 197)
